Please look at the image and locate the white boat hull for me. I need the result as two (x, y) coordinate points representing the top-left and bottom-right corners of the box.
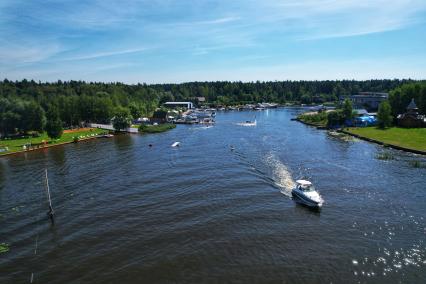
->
(292, 190), (323, 208)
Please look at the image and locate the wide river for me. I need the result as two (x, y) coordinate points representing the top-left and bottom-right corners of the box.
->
(1, 108), (425, 283)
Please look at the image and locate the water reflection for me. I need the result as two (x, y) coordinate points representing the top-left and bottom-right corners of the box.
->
(113, 133), (134, 150)
(49, 146), (66, 171)
(0, 108), (425, 283)
(0, 161), (5, 190)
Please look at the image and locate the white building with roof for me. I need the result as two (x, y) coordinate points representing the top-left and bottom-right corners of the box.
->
(164, 102), (194, 109)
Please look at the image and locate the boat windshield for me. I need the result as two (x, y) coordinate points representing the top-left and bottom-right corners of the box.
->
(298, 184), (315, 192)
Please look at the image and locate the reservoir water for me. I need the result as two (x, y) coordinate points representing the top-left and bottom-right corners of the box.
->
(1, 108), (425, 283)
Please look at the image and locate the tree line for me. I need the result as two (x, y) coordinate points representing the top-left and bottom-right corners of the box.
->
(0, 79), (425, 138)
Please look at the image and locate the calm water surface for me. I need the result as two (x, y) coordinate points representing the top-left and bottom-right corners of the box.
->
(1, 108), (425, 283)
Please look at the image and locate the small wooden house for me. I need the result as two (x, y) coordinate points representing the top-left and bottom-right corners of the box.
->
(397, 98), (425, 128)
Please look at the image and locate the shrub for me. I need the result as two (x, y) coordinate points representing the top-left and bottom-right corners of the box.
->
(138, 124), (148, 132)
(327, 110), (345, 128)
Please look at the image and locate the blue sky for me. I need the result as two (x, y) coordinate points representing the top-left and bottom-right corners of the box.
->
(1, 0), (426, 83)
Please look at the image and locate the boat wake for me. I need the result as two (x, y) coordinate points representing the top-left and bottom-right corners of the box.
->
(236, 120), (257, 127)
(190, 126), (213, 130)
(230, 147), (295, 197)
(264, 153), (295, 197)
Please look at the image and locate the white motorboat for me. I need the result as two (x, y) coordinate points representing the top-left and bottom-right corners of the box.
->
(171, 141), (180, 147)
(237, 119), (256, 126)
(291, 180), (324, 208)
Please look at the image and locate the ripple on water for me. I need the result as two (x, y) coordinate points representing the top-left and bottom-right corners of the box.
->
(1, 109), (426, 283)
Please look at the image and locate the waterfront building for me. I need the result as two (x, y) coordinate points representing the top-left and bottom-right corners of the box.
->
(397, 98), (426, 128)
(341, 92), (389, 111)
(164, 102), (194, 109)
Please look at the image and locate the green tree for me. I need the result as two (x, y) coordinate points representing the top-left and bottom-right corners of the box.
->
(300, 94), (312, 104)
(377, 101), (393, 129)
(129, 103), (142, 119)
(0, 111), (20, 136)
(112, 107), (132, 131)
(93, 97), (114, 124)
(327, 110), (345, 128)
(22, 102), (46, 133)
(342, 98), (354, 121)
(45, 105), (63, 139)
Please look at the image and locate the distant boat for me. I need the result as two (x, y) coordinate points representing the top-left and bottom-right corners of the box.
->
(291, 180), (324, 209)
(171, 142), (180, 147)
(237, 117), (257, 126)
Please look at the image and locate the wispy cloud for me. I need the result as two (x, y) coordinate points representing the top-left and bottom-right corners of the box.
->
(258, 0), (426, 39)
(1, 0), (426, 82)
(63, 47), (150, 61)
(173, 16), (241, 27)
(0, 42), (62, 65)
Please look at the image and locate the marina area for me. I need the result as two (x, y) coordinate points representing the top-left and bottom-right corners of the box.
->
(1, 108), (425, 283)
(168, 102), (278, 124)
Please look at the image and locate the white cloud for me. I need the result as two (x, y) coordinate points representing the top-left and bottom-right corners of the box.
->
(174, 16), (241, 27)
(63, 47), (150, 61)
(0, 42), (61, 65)
(256, 0), (426, 39)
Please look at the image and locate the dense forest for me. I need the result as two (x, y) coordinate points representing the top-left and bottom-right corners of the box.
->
(0, 79), (425, 137)
(152, 79), (415, 105)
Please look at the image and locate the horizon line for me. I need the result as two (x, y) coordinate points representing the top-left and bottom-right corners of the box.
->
(2, 77), (425, 86)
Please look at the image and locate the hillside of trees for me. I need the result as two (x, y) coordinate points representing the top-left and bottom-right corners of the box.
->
(0, 79), (424, 137)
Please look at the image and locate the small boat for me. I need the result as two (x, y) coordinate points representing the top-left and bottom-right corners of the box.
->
(237, 120), (257, 126)
(171, 141), (180, 147)
(99, 134), (114, 138)
(291, 180), (324, 208)
(237, 115), (257, 126)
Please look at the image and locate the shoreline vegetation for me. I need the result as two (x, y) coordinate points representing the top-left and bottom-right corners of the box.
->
(0, 128), (106, 157)
(138, 123), (176, 134)
(0, 79), (419, 140)
(0, 123), (178, 157)
(1, 79), (425, 157)
(294, 81), (426, 155)
(296, 113), (426, 155)
(296, 111), (328, 128)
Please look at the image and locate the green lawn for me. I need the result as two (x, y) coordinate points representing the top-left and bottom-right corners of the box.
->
(139, 123), (176, 134)
(346, 127), (426, 152)
(0, 128), (106, 155)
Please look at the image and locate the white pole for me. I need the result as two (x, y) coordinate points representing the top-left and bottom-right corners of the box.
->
(45, 169), (53, 209)
(45, 169), (54, 225)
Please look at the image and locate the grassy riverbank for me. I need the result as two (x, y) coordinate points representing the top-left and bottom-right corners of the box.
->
(346, 127), (426, 152)
(139, 123), (176, 134)
(0, 128), (106, 156)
